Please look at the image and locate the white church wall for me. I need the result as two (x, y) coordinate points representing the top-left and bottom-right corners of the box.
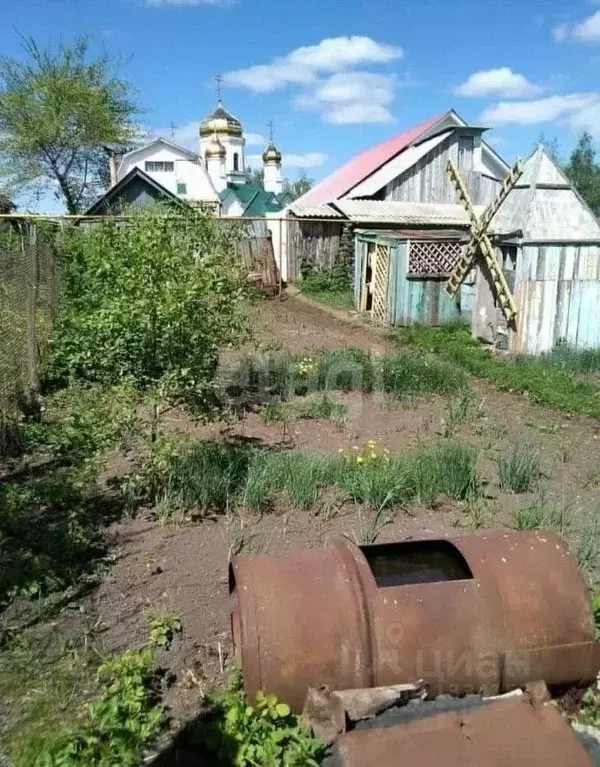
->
(221, 196), (245, 217)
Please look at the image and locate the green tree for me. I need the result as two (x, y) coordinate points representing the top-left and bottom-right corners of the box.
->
(564, 132), (600, 216)
(283, 172), (314, 200)
(0, 37), (139, 214)
(49, 207), (249, 409)
(245, 167), (264, 186)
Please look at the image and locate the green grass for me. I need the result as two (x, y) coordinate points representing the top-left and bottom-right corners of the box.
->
(226, 347), (470, 404)
(538, 343), (600, 374)
(301, 287), (355, 310)
(299, 264), (355, 311)
(391, 323), (600, 417)
(141, 438), (482, 519)
(512, 495), (572, 537)
(497, 444), (541, 493)
(260, 393), (349, 425)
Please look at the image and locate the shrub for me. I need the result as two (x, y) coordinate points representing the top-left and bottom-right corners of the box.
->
(36, 648), (164, 767)
(497, 444), (541, 493)
(48, 209), (249, 410)
(190, 673), (326, 766)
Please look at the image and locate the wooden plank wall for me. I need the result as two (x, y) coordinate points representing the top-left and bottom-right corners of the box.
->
(287, 218), (343, 279)
(383, 134), (501, 206)
(510, 244), (600, 354)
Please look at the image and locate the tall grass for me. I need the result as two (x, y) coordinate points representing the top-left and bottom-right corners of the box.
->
(148, 438), (482, 520)
(260, 393), (349, 425)
(391, 323), (600, 418)
(497, 444), (541, 493)
(225, 347), (469, 404)
(512, 494), (572, 537)
(538, 343), (600, 374)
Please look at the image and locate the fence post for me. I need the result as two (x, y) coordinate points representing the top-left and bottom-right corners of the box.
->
(25, 222), (40, 402)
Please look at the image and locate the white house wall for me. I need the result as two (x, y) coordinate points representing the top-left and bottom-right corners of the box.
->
(118, 144), (219, 204)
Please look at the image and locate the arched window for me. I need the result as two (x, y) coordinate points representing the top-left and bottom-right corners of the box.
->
(233, 153), (239, 172)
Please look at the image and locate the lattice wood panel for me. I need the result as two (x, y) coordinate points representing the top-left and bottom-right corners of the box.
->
(372, 243), (390, 324)
(408, 240), (464, 277)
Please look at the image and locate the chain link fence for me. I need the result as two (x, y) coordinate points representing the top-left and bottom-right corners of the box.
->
(0, 220), (59, 422)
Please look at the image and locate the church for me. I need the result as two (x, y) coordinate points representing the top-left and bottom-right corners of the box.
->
(86, 97), (291, 216)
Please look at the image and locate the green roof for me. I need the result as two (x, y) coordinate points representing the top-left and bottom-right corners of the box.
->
(220, 183), (287, 217)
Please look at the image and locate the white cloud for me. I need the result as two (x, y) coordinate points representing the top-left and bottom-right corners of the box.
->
(283, 152), (328, 168)
(295, 71), (396, 124)
(223, 36), (402, 93)
(553, 24), (569, 42)
(247, 152), (328, 169)
(573, 9), (600, 41)
(455, 67), (542, 98)
(568, 101), (600, 137)
(245, 132), (265, 146)
(147, 0), (233, 6)
(553, 10), (600, 42)
(480, 94), (600, 125)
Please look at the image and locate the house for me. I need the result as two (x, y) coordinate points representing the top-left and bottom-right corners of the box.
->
(85, 166), (188, 216)
(288, 110), (600, 354)
(115, 137), (220, 211)
(287, 109), (509, 316)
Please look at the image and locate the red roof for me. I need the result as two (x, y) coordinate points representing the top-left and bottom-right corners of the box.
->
(296, 112), (446, 207)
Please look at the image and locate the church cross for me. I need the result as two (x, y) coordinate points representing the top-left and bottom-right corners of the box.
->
(169, 122), (177, 139)
(268, 119), (274, 143)
(215, 74), (223, 102)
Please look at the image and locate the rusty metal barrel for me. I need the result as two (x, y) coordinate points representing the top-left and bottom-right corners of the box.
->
(229, 531), (600, 711)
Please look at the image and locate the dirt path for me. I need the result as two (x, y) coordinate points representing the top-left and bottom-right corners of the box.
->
(75, 294), (599, 727)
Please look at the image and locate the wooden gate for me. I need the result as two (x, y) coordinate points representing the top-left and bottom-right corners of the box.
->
(372, 243), (390, 324)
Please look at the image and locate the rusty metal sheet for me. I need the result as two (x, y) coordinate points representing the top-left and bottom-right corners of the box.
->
(230, 531), (599, 711)
(336, 697), (595, 767)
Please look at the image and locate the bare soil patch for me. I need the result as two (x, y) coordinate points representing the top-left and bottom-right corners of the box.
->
(72, 295), (600, 730)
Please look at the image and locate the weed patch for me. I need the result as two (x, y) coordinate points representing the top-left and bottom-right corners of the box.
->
(512, 494), (572, 537)
(226, 347), (469, 405)
(300, 264), (354, 311)
(260, 394), (349, 426)
(186, 673), (326, 766)
(497, 444), (541, 493)
(392, 323), (600, 417)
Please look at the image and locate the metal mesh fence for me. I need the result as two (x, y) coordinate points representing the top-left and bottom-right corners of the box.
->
(0, 221), (58, 418)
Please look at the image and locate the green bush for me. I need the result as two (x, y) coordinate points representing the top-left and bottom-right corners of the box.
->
(48, 209), (249, 410)
(300, 263), (354, 310)
(35, 648), (164, 767)
(188, 673), (326, 766)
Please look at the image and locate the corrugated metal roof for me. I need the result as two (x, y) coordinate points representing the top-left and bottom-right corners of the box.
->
(335, 199), (485, 226)
(287, 202), (344, 218)
(493, 146), (600, 242)
(346, 131), (453, 199)
(294, 112), (447, 207)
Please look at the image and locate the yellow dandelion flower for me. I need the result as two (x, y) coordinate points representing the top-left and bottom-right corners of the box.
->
(356, 456), (364, 463)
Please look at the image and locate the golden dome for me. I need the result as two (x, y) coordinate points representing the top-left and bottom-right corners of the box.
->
(200, 101), (243, 138)
(262, 142), (282, 164)
(205, 134), (226, 159)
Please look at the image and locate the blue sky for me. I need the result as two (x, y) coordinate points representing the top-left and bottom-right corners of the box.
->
(2, 0), (600, 211)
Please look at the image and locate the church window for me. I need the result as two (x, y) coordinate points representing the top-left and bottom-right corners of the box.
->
(233, 153), (239, 172)
(177, 182), (187, 195)
(145, 161), (174, 172)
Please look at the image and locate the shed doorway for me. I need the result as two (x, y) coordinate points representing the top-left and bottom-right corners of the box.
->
(361, 241), (390, 324)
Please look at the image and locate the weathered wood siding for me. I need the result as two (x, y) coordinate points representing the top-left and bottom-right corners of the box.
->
(509, 244), (600, 354)
(354, 233), (462, 326)
(287, 218), (343, 279)
(383, 134), (501, 206)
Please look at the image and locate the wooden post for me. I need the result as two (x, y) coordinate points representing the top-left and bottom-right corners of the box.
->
(24, 222), (40, 402)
